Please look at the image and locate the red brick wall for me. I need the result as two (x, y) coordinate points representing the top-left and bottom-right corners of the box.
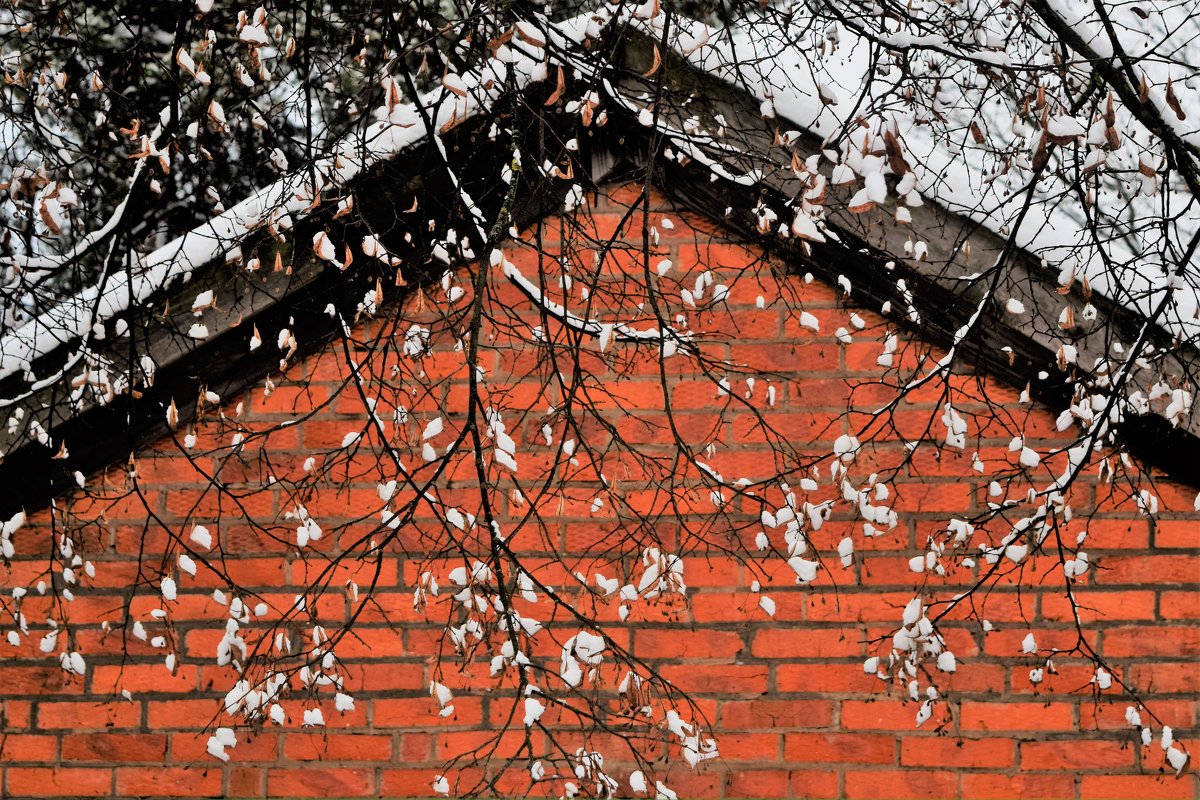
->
(1, 185), (1196, 798)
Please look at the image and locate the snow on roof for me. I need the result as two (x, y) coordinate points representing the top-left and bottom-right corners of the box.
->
(670, 2), (1200, 340)
(0, 15), (587, 396)
(2, 3), (1195, 402)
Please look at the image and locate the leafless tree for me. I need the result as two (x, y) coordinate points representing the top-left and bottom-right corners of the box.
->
(0, 0), (1195, 794)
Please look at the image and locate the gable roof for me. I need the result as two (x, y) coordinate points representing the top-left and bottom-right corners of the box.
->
(0, 18), (1196, 516)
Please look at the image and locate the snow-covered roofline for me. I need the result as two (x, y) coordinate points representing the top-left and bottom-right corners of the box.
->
(0, 18), (580, 393)
(4, 5), (1194, 387)
(0, 7), (1196, 515)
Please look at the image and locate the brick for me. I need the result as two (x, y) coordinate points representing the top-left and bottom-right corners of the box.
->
(899, 736), (1013, 768)
(0, 667), (84, 697)
(841, 700), (950, 732)
(1159, 591), (1200, 620)
(35, 702), (141, 730)
(380, 769), (443, 796)
(779, 769), (842, 798)
(752, 628), (865, 659)
(1040, 590), (1157, 622)
(266, 767), (375, 797)
(5, 767), (111, 797)
(144, 700), (221, 730)
(844, 769), (958, 799)
(373, 697), (483, 728)
(0, 734), (59, 762)
(113, 766), (223, 797)
(1082, 518), (1151, 548)
(776, 663), (882, 693)
(635, 628), (744, 659)
(723, 769), (794, 798)
(1020, 739), (1133, 770)
(962, 773), (1077, 799)
(1080, 699), (1195, 731)
(204, 732), (278, 763)
(1128, 662), (1200, 694)
(1098, 556), (1199, 585)
(713, 732), (782, 761)
(1104, 626), (1200, 657)
(1153, 520), (1199, 549)
(785, 733), (895, 764)
(721, 699), (834, 730)
(0, 699), (33, 729)
(1080, 775), (1197, 800)
(656, 664), (771, 694)
(89, 665), (199, 695)
(283, 733), (393, 761)
(227, 767), (265, 797)
(61, 733), (168, 763)
(959, 701), (1076, 732)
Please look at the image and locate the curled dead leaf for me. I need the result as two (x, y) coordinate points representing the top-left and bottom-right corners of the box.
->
(847, 188), (874, 214)
(488, 28), (514, 57)
(441, 73), (468, 97)
(883, 129), (910, 175)
(514, 22), (545, 48)
(38, 199), (62, 235)
(804, 174), (827, 205)
(643, 45), (661, 78)
(1165, 77), (1185, 121)
(439, 111), (463, 134)
(544, 66), (565, 107)
(1057, 268), (1075, 294)
(176, 47), (197, 77)
(1031, 136), (1049, 173)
